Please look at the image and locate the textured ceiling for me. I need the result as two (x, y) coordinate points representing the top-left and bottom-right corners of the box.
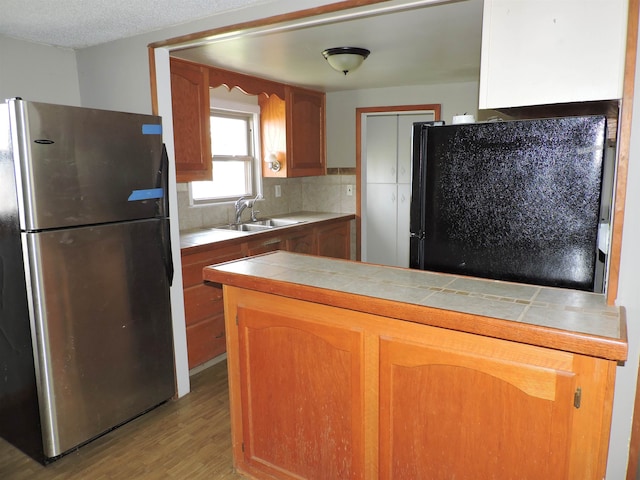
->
(0, 0), (270, 48)
(1, 0), (485, 92)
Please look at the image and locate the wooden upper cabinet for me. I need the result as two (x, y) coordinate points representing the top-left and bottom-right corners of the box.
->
(479, 0), (628, 109)
(169, 59), (326, 181)
(259, 85), (326, 178)
(170, 58), (212, 183)
(286, 86), (326, 177)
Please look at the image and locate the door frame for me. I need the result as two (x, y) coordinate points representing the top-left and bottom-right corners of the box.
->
(356, 104), (441, 261)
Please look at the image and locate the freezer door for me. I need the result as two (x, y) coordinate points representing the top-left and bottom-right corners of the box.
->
(8, 99), (165, 230)
(23, 219), (175, 458)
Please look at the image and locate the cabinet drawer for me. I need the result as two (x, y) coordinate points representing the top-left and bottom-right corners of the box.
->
(184, 283), (223, 326)
(182, 244), (245, 287)
(246, 236), (283, 256)
(186, 314), (226, 369)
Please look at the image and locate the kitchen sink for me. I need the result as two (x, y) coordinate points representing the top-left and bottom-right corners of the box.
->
(251, 219), (302, 227)
(213, 218), (304, 231)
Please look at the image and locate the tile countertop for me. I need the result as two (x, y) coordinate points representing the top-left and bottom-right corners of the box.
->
(180, 212), (354, 252)
(203, 250), (628, 362)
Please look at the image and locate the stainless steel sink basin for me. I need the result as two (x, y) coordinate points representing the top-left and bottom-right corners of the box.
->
(213, 218), (304, 231)
(252, 219), (302, 227)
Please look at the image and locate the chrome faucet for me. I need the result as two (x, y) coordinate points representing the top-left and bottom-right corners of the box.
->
(234, 196), (251, 224)
(250, 193), (263, 222)
(235, 194), (263, 224)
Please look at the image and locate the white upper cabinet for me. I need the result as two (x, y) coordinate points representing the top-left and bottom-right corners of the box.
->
(479, 0), (628, 109)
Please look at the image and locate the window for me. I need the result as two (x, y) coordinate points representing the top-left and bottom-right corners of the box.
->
(190, 107), (261, 204)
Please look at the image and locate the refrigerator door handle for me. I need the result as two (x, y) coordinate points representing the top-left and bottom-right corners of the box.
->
(162, 218), (174, 286)
(158, 144), (174, 286)
(156, 144), (170, 218)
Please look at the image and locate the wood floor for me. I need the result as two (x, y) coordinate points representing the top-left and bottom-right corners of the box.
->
(0, 360), (245, 480)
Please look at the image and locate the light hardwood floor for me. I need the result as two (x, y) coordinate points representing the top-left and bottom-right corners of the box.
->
(0, 360), (245, 480)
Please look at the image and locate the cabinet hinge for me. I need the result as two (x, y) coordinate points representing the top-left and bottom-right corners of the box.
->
(241, 442), (245, 453)
(236, 314), (238, 326)
(574, 387), (582, 409)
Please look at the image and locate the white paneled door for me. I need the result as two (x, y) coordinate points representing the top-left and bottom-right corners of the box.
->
(363, 112), (433, 267)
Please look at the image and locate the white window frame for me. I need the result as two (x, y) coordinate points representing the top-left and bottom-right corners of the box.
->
(189, 99), (262, 205)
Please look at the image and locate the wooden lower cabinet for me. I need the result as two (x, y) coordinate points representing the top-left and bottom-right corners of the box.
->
(181, 218), (352, 368)
(316, 220), (350, 259)
(380, 337), (576, 479)
(181, 243), (244, 369)
(236, 303), (364, 479)
(285, 229), (315, 254)
(222, 287), (617, 480)
(245, 235), (284, 256)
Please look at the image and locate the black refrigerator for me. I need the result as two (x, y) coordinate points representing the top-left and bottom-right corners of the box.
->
(409, 116), (608, 292)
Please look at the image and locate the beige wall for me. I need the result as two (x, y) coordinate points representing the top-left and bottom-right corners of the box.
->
(0, 35), (80, 105)
(326, 81), (480, 168)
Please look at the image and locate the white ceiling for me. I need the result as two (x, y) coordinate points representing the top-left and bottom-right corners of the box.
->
(1, 0), (484, 92)
(172, 0), (484, 92)
(0, 0), (271, 49)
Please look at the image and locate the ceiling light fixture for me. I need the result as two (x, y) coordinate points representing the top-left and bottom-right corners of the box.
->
(322, 47), (370, 75)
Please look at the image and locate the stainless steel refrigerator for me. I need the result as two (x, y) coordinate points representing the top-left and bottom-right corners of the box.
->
(0, 98), (176, 463)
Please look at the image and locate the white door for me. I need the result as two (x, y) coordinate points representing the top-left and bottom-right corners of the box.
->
(366, 116), (398, 184)
(363, 112), (434, 267)
(366, 183), (398, 265)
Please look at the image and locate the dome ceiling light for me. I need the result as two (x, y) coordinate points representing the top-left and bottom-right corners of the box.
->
(321, 47), (370, 75)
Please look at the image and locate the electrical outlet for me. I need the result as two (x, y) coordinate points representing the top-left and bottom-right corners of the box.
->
(346, 185), (353, 196)
(275, 185), (281, 197)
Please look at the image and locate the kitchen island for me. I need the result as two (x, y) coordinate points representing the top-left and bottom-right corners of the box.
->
(203, 251), (627, 480)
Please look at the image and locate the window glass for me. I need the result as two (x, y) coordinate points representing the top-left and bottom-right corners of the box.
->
(191, 109), (259, 203)
(211, 116), (249, 156)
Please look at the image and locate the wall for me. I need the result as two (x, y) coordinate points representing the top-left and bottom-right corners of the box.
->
(607, 19), (640, 477)
(326, 81), (481, 168)
(0, 35), (80, 105)
(74, 0), (332, 113)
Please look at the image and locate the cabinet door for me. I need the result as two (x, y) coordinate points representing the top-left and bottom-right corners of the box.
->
(379, 335), (576, 479)
(365, 113), (434, 267)
(286, 86), (326, 177)
(396, 183), (411, 267)
(365, 183), (398, 265)
(170, 58), (212, 182)
(236, 299), (364, 480)
(258, 93), (287, 178)
(316, 221), (350, 259)
(366, 115), (398, 184)
(285, 229), (315, 254)
(479, 0), (627, 108)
